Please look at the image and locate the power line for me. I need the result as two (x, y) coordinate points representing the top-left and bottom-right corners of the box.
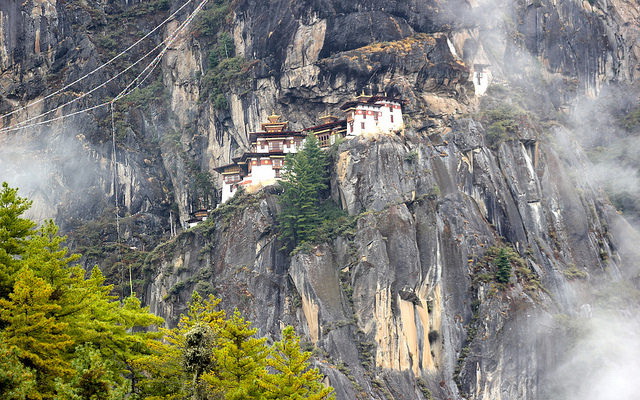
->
(0, 0), (209, 134)
(0, 0), (195, 122)
(113, 0), (207, 102)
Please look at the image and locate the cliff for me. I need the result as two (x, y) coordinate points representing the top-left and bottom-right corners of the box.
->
(2, 0), (640, 398)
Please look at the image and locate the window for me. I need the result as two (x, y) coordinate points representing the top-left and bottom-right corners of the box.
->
(361, 122), (365, 130)
(268, 141), (283, 152)
(349, 122), (353, 133)
(224, 174), (241, 184)
(390, 114), (394, 123)
(317, 133), (330, 147)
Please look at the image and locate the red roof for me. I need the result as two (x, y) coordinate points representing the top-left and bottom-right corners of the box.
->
(340, 95), (405, 110)
(303, 119), (347, 132)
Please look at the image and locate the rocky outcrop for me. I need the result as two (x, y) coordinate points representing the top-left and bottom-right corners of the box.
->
(144, 116), (624, 398)
(3, 0), (640, 398)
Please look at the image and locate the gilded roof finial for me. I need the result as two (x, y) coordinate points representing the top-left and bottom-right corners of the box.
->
(267, 112), (281, 123)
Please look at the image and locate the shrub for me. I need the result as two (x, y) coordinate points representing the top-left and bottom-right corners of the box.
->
(481, 104), (526, 148)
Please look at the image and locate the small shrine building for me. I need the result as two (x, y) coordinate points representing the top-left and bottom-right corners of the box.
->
(341, 94), (404, 137)
(186, 209), (210, 228)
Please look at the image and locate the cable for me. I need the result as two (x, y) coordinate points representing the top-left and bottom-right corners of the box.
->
(0, 0), (208, 134)
(113, 0), (207, 101)
(0, 0), (195, 122)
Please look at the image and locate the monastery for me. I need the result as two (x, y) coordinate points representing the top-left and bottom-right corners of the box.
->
(214, 94), (404, 204)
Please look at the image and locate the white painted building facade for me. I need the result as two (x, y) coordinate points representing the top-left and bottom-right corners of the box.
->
(216, 95), (406, 204)
(342, 95), (404, 136)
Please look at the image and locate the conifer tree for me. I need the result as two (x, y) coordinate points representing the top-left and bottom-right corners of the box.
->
(260, 326), (335, 400)
(0, 339), (36, 400)
(0, 183), (163, 399)
(0, 182), (36, 298)
(495, 247), (512, 284)
(134, 293), (226, 399)
(201, 310), (269, 400)
(278, 134), (329, 248)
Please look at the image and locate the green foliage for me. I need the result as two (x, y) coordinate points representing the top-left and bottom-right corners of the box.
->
(120, 79), (166, 111)
(0, 182), (36, 298)
(404, 150), (418, 162)
(562, 266), (588, 280)
(416, 378), (433, 400)
(140, 293), (334, 400)
(0, 340), (36, 400)
(259, 326), (335, 400)
(0, 184), (163, 399)
(201, 56), (248, 110)
(480, 104), (526, 148)
(474, 245), (537, 291)
(494, 247), (512, 283)
(201, 310), (269, 400)
(54, 344), (129, 400)
(208, 33), (235, 68)
(278, 135), (330, 250)
(195, 1), (249, 110)
(194, 0), (232, 38)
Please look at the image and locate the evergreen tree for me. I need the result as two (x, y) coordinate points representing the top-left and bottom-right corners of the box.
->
(495, 247), (512, 284)
(278, 134), (329, 248)
(201, 310), (269, 400)
(135, 293), (226, 399)
(0, 182), (36, 298)
(0, 339), (36, 400)
(0, 183), (163, 399)
(260, 326), (335, 400)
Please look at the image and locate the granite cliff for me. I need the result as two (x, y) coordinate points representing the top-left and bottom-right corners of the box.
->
(2, 0), (640, 398)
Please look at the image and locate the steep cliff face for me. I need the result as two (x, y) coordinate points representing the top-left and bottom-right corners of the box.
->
(143, 112), (625, 398)
(3, 0), (640, 398)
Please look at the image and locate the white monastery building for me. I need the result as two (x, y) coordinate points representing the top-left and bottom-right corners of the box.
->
(215, 94), (405, 203)
(341, 94), (404, 136)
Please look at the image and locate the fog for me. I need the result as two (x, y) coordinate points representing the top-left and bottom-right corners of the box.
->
(0, 127), (111, 224)
(451, 0), (640, 398)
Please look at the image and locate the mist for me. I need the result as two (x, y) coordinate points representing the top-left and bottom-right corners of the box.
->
(449, 0), (640, 397)
(0, 127), (111, 225)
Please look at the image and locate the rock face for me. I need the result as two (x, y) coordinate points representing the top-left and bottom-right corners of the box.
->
(143, 118), (626, 398)
(2, 0), (640, 398)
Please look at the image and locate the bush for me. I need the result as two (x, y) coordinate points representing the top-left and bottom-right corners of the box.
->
(193, 0), (232, 38)
(481, 104), (526, 148)
(201, 56), (248, 110)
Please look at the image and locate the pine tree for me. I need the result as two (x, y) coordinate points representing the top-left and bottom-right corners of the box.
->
(201, 310), (269, 400)
(278, 134), (329, 248)
(0, 267), (74, 395)
(495, 247), (512, 284)
(0, 339), (36, 400)
(0, 182), (36, 298)
(260, 326), (335, 400)
(0, 183), (164, 399)
(134, 293), (226, 399)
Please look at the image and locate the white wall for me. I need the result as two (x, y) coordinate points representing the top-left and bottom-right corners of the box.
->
(348, 102), (403, 136)
(221, 183), (237, 203)
(250, 162), (276, 182)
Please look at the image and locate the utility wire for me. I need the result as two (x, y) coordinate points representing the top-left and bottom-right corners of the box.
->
(0, 0), (195, 122)
(0, 0), (208, 134)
